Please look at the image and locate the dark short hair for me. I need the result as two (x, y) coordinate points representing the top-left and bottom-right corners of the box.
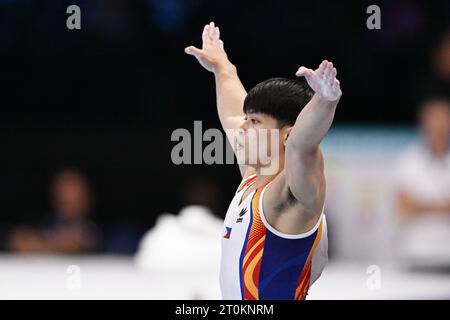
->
(243, 78), (314, 127)
(418, 96), (450, 115)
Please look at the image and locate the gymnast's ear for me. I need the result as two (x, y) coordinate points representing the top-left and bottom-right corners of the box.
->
(282, 126), (293, 146)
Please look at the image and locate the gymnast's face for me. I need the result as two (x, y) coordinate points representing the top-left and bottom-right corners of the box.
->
(236, 112), (289, 167)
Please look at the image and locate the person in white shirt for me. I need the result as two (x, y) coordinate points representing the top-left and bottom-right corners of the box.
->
(395, 98), (450, 268)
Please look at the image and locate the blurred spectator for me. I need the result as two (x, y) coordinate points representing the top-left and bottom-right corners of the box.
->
(413, 28), (450, 109)
(394, 98), (450, 267)
(7, 169), (100, 253)
(432, 29), (450, 87)
(182, 176), (222, 217)
(135, 205), (223, 299)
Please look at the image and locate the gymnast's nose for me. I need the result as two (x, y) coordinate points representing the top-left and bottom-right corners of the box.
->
(240, 116), (250, 130)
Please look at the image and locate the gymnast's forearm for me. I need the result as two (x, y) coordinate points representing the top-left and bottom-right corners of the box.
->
(214, 62), (247, 130)
(288, 94), (339, 152)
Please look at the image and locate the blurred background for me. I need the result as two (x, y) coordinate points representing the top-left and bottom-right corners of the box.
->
(0, 0), (449, 299)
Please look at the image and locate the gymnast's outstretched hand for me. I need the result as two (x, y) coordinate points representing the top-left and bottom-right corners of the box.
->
(296, 60), (342, 102)
(184, 22), (230, 73)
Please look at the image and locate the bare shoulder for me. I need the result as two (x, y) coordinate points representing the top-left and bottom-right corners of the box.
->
(262, 171), (324, 235)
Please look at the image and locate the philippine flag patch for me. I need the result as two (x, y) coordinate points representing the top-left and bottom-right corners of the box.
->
(224, 227), (232, 239)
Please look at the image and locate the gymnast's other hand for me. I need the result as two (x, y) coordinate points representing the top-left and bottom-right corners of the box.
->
(185, 22), (231, 74)
(296, 60), (342, 102)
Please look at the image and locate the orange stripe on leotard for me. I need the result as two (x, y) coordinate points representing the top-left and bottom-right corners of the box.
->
(241, 177), (274, 300)
(236, 174), (257, 193)
(294, 219), (323, 300)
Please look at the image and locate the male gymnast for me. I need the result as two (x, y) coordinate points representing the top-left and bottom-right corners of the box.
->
(185, 22), (342, 300)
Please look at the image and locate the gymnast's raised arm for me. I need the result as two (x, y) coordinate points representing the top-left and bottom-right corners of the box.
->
(184, 22), (253, 178)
